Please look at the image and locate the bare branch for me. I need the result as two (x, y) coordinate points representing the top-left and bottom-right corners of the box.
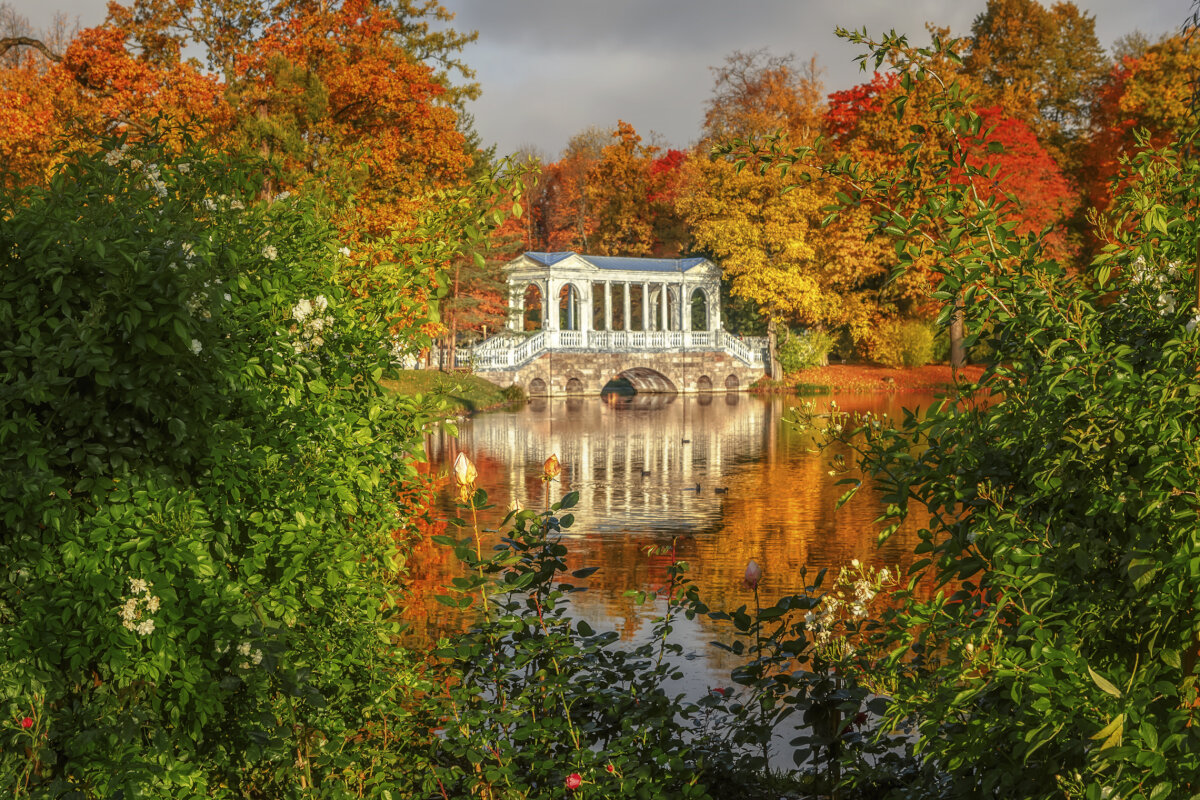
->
(0, 35), (61, 63)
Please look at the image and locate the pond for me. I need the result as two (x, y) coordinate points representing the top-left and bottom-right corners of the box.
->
(405, 390), (943, 689)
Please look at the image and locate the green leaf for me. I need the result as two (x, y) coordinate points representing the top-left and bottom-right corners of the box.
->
(1091, 713), (1124, 749)
(1088, 666), (1121, 698)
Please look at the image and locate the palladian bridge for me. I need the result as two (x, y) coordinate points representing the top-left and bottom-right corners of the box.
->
(456, 252), (768, 395)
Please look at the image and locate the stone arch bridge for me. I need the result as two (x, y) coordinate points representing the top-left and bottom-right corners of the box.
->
(456, 252), (769, 396)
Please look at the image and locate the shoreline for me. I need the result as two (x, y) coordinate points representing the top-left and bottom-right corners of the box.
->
(755, 363), (987, 395)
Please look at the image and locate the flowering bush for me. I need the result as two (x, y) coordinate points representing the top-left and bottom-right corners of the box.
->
(0, 133), (458, 796)
(758, 28), (1200, 800)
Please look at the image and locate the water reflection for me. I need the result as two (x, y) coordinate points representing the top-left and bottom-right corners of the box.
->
(412, 392), (940, 682)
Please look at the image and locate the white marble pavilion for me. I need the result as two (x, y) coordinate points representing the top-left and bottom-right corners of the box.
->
(458, 251), (766, 375)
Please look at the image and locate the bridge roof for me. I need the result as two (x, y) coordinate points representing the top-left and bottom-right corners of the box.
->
(523, 251), (710, 273)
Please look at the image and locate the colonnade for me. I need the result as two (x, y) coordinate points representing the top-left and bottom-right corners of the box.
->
(509, 279), (717, 334)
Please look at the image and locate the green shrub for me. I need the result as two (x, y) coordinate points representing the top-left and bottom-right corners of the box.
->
(431, 466), (908, 799)
(0, 132), (482, 797)
(775, 29), (1200, 800)
(777, 328), (835, 373)
(871, 318), (935, 368)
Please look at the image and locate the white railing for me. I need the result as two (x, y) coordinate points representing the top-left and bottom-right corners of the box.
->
(455, 328), (768, 369)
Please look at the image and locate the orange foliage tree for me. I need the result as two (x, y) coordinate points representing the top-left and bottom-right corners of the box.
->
(1082, 35), (1200, 225)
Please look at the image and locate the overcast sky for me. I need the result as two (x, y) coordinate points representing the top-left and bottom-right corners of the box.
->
(8, 0), (1193, 158)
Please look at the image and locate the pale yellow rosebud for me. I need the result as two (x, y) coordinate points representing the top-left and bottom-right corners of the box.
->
(453, 452), (477, 488)
(543, 454), (561, 480)
(743, 558), (763, 591)
(507, 497), (523, 514)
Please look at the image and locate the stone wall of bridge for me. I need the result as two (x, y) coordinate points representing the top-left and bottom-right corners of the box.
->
(474, 350), (765, 395)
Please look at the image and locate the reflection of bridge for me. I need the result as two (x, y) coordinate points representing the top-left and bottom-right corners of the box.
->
(428, 393), (779, 537)
(457, 252), (769, 395)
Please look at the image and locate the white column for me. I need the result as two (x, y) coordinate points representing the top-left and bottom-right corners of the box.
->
(660, 284), (669, 331)
(682, 285), (691, 332)
(623, 283), (631, 331)
(604, 282), (612, 331)
(641, 282), (649, 332)
(709, 282), (721, 331)
(546, 280), (560, 331)
(580, 284), (591, 334)
(510, 283), (523, 331)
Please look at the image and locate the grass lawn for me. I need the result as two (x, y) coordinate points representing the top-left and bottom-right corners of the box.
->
(383, 369), (523, 415)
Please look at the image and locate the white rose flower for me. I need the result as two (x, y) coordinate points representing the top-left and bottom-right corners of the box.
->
(190, 339), (203, 355)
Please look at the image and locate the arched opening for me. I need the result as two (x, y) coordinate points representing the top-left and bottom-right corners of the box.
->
(725, 374), (740, 391)
(558, 283), (581, 331)
(696, 375), (713, 392)
(691, 289), (708, 331)
(528, 377), (547, 395)
(613, 367), (678, 394)
(565, 377), (584, 394)
(600, 376), (637, 398)
(523, 283), (543, 331)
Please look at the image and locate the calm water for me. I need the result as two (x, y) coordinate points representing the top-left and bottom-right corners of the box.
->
(407, 390), (941, 685)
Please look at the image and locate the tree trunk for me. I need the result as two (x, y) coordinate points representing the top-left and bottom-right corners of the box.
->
(445, 264), (462, 372)
(257, 100), (274, 201)
(767, 319), (781, 378)
(950, 294), (966, 369)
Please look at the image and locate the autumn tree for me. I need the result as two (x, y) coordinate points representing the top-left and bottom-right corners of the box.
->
(228, 0), (470, 235)
(965, 0), (1107, 162)
(703, 48), (825, 142)
(818, 33), (1077, 365)
(537, 126), (607, 251)
(680, 50), (834, 372)
(1082, 34), (1200, 222)
(108, 0), (479, 104)
(0, 21), (226, 188)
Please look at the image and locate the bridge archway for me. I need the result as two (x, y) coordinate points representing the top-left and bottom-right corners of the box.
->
(614, 367), (677, 394)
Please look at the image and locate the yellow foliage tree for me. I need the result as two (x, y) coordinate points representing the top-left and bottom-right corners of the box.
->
(677, 153), (836, 329)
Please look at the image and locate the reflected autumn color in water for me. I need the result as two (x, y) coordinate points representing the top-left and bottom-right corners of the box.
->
(403, 391), (945, 681)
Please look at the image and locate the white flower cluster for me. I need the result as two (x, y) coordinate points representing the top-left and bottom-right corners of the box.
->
(1127, 256), (1179, 287)
(262, 244), (278, 261)
(802, 561), (896, 647)
(140, 162), (167, 198)
(104, 143), (131, 166)
(804, 597), (840, 646)
(185, 278), (229, 321)
(338, 246), (351, 257)
(215, 640), (264, 670)
(1125, 257), (1184, 317)
(201, 195), (245, 212)
(291, 296), (332, 353)
(119, 577), (160, 636)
